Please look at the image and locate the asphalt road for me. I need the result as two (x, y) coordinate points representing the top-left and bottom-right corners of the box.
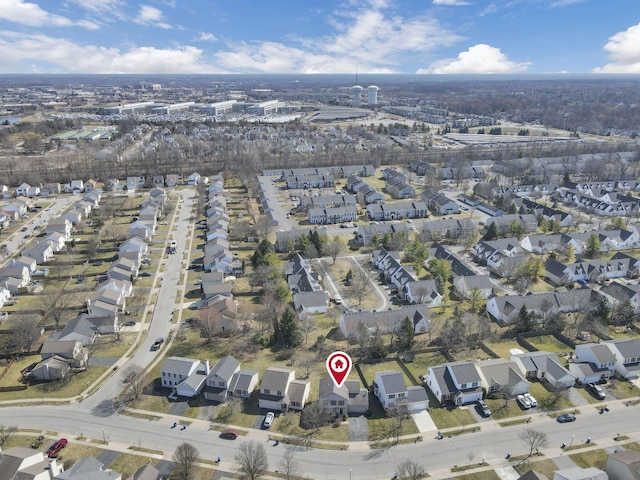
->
(79, 188), (195, 414)
(2, 400), (640, 479)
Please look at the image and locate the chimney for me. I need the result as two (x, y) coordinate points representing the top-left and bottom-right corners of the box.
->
(204, 360), (210, 375)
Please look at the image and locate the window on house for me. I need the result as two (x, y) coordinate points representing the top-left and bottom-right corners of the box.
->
(389, 394), (395, 399)
(330, 400), (337, 406)
(291, 402), (300, 407)
(277, 390), (283, 396)
(398, 392), (405, 398)
(338, 400), (345, 405)
(219, 381), (225, 387)
(264, 389), (270, 395)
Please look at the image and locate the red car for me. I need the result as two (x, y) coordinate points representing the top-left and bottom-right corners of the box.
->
(46, 438), (68, 457)
(219, 430), (238, 440)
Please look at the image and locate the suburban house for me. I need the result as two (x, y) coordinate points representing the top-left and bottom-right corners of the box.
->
(128, 221), (154, 241)
(30, 355), (71, 382)
(356, 222), (411, 246)
(128, 463), (162, 480)
(486, 289), (596, 325)
(605, 450), (640, 480)
(45, 218), (72, 240)
(0, 265), (31, 293)
(339, 305), (430, 340)
(472, 238), (521, 273)
(23, 242), (54, 264)
(160, 356), (210, 398)
(119, 237), (148, 263)
(570, 343), (617, 384)
(486, 214), (539, 236)
(453, 275), (495, 299)
(421, 217), (476, 241)
(226, 369), (259, 399)
(422, 190), (460, 216)
(510, 351), (576, 390)
(40, 339), (87, 369)
(56, 455), (121, 480)
(545, 254), (640, 286)
(372, 370), (429, 413)
(552, 467), (607, 480)
(425, 361), (484, 406)
(403, 279), (442, 306)
(10, 256), (37, 274)
(318, 375), (369, 416)
(366, 201), (428, 221)
(203, 355), (240, 403)
(476, 358), (530, 397)
(599, 281), (640, 314)
(258, 367), (310, 412)
(308, 205), (358, 225)
(346, 175), (385, 204)
(0, 447), (64, 480)
(293, 291), (329, 314)
(603, 338), (640, 380)
(48, 313), (104, 345)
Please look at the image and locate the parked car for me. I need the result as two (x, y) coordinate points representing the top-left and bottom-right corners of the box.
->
(587, 382), (606, 400)
(263, 411), (275, 428)
(524, 393), (538, 408)
(46, 438), (67, 457)
(516, 394), (532, 409)
(333, 295), (343, 305)
(476, 400), (491, 417)
(219, 429), (238, 440)
(557, 413), (576, 423)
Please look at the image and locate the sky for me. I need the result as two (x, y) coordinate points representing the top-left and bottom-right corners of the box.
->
(0, 0), (639, 75)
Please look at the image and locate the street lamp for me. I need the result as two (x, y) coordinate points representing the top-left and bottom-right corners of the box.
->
(349, 469), (352, 480)
(102, 428), (106, 444)
(569, 434), (575, 449)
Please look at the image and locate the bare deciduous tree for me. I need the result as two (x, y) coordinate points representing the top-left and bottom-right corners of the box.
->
(395, 459), (426, 480)
(325, 237), (344, 265)
(349, 262), (371, 306)
(0, 425), (17, 446)
(235, 440), (268, 480)
(12, 316), (42, 352)
(279, 448), (299, 480)
(197, 306), (223, 344)
(173, 442), (199, 480)
(519, 428), (548, 458)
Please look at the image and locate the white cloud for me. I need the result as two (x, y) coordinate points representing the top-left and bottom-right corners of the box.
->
(550, 0), (585, 6)
(418, 44), (530, 73)
(0, 31), (220, 73)
(593, 23), (640, 73)
(193, 32), (217, 42)
(433, 0), (472, 5)
(0, 0), (73, 27)
(134, 5), (172, 29)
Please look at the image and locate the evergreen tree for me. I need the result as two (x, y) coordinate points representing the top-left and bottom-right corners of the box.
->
(585, 233), (602, 259)
(484, 221), (498, 240)
(369, 326), (388, 358)
(279, 308), (302, 348)
(515, 305), (535, 333)
(397, 316), (415, 351)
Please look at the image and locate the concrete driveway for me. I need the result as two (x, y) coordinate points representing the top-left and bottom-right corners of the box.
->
(348, 415), (369, 441)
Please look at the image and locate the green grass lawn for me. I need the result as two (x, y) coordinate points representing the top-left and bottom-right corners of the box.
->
(483, 338), (523, 359)
(569, 448), (608, 470)
(606, 377), (640, 400)
(486, 398), (530, 420)
(367, 415), (419, 441)
(529, 382), (575, 411)
(455, 470), (501, 480)
(90, 333), (137, 358)
(428, 405), (477, 429)
(272, 410), (350, 442)
(451, 347), (494, 362)
(526, 335), (572, 355)
(108, 453), (162, 479)
(398, 350), (446, 383)
(514, 459), (557, 478)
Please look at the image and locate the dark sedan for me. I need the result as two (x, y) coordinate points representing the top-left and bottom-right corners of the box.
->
(556, 413), (576, 423)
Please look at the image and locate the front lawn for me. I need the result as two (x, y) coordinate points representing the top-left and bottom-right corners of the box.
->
(569, 448), (608, 470)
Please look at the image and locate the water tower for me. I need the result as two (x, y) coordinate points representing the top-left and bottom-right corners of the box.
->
(367, 85), (379, 105)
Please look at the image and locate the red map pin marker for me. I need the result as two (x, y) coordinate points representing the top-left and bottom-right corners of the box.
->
(326, 351), (352, 388)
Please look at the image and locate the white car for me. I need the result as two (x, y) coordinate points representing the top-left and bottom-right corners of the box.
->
(263, 411), (275, 428)
(333, 295), (343, 305)
(517, 394), (532, 409)
(524, 393), (538, 408)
